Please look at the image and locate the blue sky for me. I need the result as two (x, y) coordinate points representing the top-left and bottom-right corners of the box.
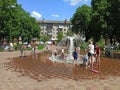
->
(17, 0), (91, 21)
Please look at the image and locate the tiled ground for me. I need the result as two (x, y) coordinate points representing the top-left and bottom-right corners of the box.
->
(0, 47), (120, 90)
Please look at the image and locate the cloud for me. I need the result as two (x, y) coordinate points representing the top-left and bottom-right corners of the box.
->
(64, 0), (89, 6)
(52, 14), (59, 18)
(31, 11), (42, 20)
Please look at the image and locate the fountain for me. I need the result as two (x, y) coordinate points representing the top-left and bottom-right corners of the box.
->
(49, 35), (85, 64)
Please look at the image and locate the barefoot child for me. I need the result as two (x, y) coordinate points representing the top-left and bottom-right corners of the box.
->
(72, 48), (78, 66)
(83, 49), (89, 69)
(95, 44), (101, 66)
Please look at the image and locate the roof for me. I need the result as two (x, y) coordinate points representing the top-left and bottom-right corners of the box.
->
(36, 20), (70, 24)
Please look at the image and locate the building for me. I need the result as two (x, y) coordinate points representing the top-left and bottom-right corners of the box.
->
(37, 19), (71, 41)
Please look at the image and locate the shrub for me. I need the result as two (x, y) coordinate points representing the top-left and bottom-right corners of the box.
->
(80, 42), (88, 50)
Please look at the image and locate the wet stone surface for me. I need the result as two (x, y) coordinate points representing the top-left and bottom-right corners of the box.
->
(2, 51), (120, 82)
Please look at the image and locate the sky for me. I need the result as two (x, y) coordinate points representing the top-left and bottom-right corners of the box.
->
(17, 0), (91, 21)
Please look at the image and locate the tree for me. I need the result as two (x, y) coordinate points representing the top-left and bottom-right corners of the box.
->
(57, 31), (64, 42)
(91, 0), (120, 45)
(71, 5), (92, 41)
(0, 0), (20, 41)
(71, 0), (120, 46)
(40, 34), (50, 44)
(66, 30), (73, 36)
(91, 0), (109, 42)
(19, 11), (40, 43)
(108, 0), (120, 45)
(0, 0), (41, 43)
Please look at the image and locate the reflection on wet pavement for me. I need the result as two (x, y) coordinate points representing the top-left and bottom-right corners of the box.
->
(2, 51), (120, 82)
(102, 52), (120, 59)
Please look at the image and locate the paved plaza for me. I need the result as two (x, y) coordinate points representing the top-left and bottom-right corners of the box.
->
(0, 46), (120, 90)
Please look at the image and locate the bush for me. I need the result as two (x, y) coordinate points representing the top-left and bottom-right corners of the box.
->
(0, 46), (4, 51)
(80, 42), (88, 50)
(96, 38), (105, 49)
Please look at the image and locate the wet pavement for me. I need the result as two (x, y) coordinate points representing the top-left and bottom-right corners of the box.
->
(105, 53), (120, 59)
(2, 51), (120, 82)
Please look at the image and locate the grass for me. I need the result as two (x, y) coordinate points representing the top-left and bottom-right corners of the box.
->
(37, 45), (44, 50)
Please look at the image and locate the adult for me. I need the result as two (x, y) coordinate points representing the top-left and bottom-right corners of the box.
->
(31, 41), (36, 55)
(87, 40), (94, 70)
(9, 42), (14, 51)
(20, 44), (24, 57)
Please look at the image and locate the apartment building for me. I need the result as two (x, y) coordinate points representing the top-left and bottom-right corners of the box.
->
(37, 19), (71, 41)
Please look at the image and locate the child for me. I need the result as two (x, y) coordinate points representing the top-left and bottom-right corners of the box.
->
(61, 48), (65, 59)
(83, 49), (89, 69)
(77, 47), (80, 57)
(95, 44), (101, 66)
(54, 48), (57, 56)
(72, 48), (78, 66)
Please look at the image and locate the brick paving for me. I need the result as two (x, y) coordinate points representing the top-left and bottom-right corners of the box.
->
(0, 46), (120, 90)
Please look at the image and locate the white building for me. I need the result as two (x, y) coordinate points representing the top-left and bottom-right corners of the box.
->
(37, 19), (71, 41)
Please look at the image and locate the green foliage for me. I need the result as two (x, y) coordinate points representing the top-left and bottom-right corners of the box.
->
(37, 45), (44, 50)
(13, 42), (18, 50)
(0, 46), (4, 52)
(40, 34), (50, 43)
(80, 42), (88, 50)
(0, 0), (41, 43)
(91, 0), (109, 42)
(91, 0), (120, 44)
(108, 0), (120, 44)
(66, 31), (73, 36)
(71, 4), (92, 41)
(71, 0), (120, 45)
(96, 37), (105, 48)
(57, 31), (64, 42)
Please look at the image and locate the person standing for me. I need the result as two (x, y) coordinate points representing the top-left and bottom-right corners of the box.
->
(72, 48), (78, 66)
(9, 42), (14, 51)
(31, 41), (36, 55)
(87, 40), (94, 70)
(95, 44), (101, 66)
(77, 47), (80, 56)
(20, 44), (24, 57)
(46, 44), (49, 51)
(61, 48), (65, 59)
(83, 49), (89, 69)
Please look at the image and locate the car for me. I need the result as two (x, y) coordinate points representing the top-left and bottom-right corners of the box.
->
(46, 41), (52, 45)
(23, 42), (28, 45)
(40, 41), (44, 45)
(1, 44), (10, 50)
(104, 45), (117, 50)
